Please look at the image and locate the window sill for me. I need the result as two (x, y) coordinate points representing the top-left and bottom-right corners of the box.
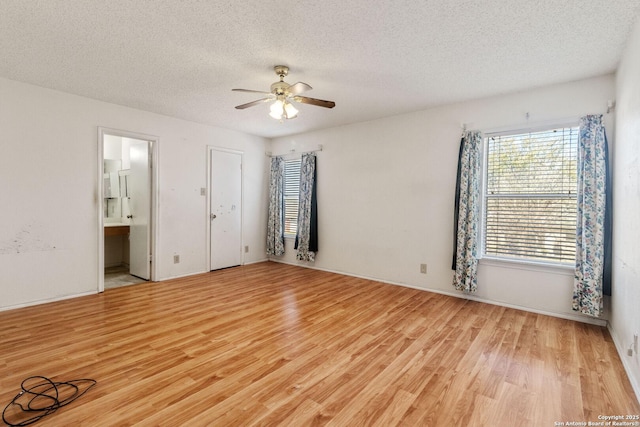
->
(479, 256), (574, 276)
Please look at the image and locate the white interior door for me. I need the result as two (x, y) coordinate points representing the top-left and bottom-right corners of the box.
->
(210, 149), (242, 270)
(129, 140), (151, 280)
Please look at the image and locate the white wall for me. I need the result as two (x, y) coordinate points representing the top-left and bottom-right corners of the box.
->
(270, 74), (615, 324)
(611, 16), (640, 400)
(0, 77), (269, 310)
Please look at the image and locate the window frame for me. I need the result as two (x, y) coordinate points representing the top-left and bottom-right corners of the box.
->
(478, 122), (579, 268)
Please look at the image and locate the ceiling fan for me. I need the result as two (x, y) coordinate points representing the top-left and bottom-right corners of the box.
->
(233, 65), (335, 120)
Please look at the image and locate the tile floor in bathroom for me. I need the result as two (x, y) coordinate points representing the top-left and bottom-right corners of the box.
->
(104, 265), (147, 289)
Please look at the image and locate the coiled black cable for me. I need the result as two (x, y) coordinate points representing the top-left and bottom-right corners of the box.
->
(2, 376), (96, 426)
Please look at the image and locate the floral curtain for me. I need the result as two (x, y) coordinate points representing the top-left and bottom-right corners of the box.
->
(573, 115), (611, 317)
(295, 153), (318, 261)
(453, 131), (482, 293)
(266, 156), (285, 256)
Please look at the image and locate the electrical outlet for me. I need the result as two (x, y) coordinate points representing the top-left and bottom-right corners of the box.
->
(244, 246), (249, 253)
(173, 255), (180, 264)
(420, 263), (427, 274)
(200, 188), (206, 196)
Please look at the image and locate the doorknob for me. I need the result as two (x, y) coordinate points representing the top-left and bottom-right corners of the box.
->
(210, 214), (217, 219)
(127, 215), (133, 219)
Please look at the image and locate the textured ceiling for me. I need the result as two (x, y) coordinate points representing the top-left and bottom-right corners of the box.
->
(1, 1), (639, 138)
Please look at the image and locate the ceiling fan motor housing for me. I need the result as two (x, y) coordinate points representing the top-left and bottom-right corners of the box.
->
(271, 81), (290, 96)
(272, 66), (290, 96)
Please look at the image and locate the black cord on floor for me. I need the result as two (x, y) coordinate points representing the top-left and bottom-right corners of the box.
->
(2, 376), (97, 426)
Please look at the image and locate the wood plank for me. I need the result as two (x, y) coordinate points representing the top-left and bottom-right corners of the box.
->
(0, 262), (637, 426)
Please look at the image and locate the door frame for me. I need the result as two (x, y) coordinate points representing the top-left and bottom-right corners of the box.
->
(207, 146), (244, 271)
(98, 127), (159, 292)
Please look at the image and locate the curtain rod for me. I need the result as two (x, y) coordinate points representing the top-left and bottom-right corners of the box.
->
(481, 115), (583, 137)
(483, 121), (581, 137)
(265, 144), (323, 158)
(464, 100), (614, 137)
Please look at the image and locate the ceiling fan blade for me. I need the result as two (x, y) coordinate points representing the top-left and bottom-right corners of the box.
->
(288, 82), (312, 95)
(235, 98), (271, 109)
(232, 88), (272, 95)
(293, 96), (336, 109)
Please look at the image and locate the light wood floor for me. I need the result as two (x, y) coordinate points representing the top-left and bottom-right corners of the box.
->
(1, 262), (638, 426)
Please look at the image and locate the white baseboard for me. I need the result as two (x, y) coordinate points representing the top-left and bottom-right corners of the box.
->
(0, 291), (96, 313)
(268, 258), (607, 327)
(243, 258), (269, 265)
(158, 270), (209, 281)
(2, 261), (268, 312)
(608, 323), (640, 404)
(156, 261), (269, 282)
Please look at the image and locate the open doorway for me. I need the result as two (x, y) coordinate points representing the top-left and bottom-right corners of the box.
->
(98, 128), (158, 292)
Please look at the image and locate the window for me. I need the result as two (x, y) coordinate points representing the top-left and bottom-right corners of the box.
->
(284, 159), (301, 237)
(483, 126), (578, 264)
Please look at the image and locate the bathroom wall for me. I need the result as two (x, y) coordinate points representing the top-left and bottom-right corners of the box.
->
(103, 135), (132, 223)
(103, 135), (129, 268)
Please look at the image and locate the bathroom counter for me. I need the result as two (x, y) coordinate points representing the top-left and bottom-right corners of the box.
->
(104, 224), (130, 236)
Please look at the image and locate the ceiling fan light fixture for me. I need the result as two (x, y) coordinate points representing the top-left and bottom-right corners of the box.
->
(269, 99), (284, 119)
(284, 102), (298, 119)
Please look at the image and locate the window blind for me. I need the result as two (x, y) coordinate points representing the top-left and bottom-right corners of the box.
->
(484, 127), (578, 263)
(284, 159), (301, 236)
